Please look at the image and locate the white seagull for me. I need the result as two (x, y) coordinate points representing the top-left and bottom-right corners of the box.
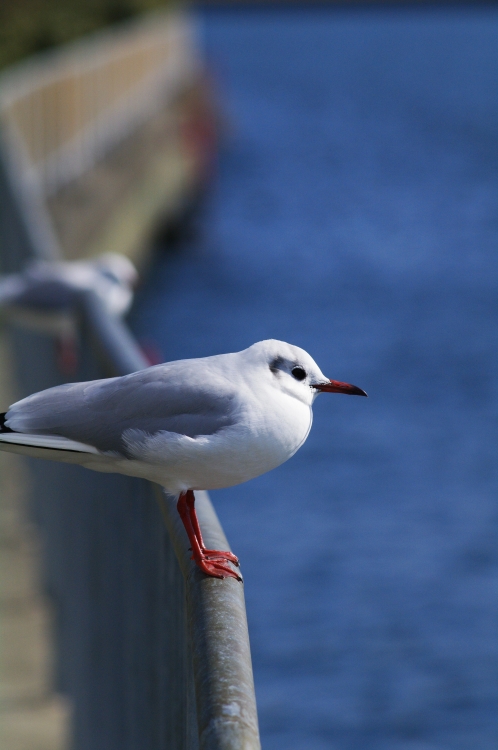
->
(0, 253), (139, 374)
(0, 253), (138, 319)
(0, 340), (366, 580)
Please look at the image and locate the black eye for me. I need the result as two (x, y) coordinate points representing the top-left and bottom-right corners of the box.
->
(291, 366), (307, 381)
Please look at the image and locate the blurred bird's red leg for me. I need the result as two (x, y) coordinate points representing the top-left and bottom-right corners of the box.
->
(184, 490), (240, 566)
(177, 492), (241, 580)
(55, 334), (78, 376)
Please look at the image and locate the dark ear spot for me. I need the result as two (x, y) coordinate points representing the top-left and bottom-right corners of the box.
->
(270, 356), (284, 374)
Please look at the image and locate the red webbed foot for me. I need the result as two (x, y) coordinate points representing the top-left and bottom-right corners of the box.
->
(192, 551), (242, 581)
(178, 490), (242, 581)
(201, 548), (240, 566)
(188, 547), (239, 565)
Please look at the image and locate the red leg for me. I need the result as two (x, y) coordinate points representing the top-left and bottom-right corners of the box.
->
(177, 492), (241, 580)
(55, 334), (78, 376)
(185, 490), (239, 566)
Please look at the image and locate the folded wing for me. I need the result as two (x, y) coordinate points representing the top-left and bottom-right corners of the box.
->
(2, 362), (238, 457)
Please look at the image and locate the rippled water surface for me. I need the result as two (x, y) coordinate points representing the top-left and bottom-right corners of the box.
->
(131, 7), (497, 749)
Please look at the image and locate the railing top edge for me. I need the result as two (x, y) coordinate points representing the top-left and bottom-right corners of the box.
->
(0, 8), (193, 110)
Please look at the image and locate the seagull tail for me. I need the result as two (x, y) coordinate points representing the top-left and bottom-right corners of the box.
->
(0, 412), (101, 464)
(0, 412), (13, 433)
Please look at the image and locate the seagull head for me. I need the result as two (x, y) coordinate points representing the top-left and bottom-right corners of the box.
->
(93, 253), (139, 289)
(240, 340), (367, 406)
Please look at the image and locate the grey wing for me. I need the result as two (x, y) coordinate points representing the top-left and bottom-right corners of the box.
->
(5, 363), (238, 455)
(0, 263), (77, 310)
(0, 275), (26, 305)
(9, 280), (76, 310)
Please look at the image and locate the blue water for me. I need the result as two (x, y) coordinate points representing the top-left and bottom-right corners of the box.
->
(130, 8), (498, 749)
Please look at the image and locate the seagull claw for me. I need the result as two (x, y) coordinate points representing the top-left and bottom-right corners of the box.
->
(202, 548), (240, 566)
(178, 491), (242, 581)
(195, 555), (242, 581)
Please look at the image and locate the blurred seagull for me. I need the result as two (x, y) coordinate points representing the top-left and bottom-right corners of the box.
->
(0, 254), (138, 373)
(0, 340), (367, 580)
(0, 253), (138, 318)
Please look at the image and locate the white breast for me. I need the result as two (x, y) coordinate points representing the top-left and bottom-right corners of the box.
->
(118, 389), (313, 494)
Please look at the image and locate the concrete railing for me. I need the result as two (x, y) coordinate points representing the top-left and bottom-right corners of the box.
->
(0, 11), (198, 197)
(0, 10), (210, 265)
(0, 13), (260, 750)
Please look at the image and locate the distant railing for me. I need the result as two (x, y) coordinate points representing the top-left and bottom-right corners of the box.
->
(0, 11), (198, 196)
(0, 10), (205, 263)
(0, 12), (260, 750)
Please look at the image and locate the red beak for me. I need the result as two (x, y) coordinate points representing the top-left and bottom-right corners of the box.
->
(313, 379), (367, 397)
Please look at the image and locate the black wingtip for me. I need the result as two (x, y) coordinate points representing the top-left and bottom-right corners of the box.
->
(0, 413), (14, 433)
